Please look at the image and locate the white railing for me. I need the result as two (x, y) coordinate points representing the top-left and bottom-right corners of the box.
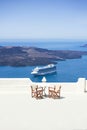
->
(0, 78), (86, 93)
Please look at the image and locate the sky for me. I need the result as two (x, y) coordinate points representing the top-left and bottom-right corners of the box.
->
(0, 0), (87, 40)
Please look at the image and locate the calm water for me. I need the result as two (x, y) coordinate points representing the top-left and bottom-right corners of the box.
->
(0, 40), (87, 82)
(0, 40), (87, 51)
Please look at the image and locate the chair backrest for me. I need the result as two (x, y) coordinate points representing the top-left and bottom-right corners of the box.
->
(31, 84), (38, 91)
(55, 85), (61, 92)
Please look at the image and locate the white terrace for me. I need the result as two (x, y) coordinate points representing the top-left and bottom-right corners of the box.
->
(0, 78), (87, 130)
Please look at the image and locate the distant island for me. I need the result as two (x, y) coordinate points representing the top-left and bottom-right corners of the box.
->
(81, 44), (87, 47)
(0, 46), (87, 66)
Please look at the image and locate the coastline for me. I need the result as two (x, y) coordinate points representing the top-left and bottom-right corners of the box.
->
(0, 46), (87, 67)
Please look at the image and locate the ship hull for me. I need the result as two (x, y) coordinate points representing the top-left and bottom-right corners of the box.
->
(32, 70), (56, 76)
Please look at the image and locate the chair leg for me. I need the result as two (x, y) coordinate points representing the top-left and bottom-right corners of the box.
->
(48, 91), (52, 98)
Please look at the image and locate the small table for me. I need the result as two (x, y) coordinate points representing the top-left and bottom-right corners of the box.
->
(43, 86), (46, 96)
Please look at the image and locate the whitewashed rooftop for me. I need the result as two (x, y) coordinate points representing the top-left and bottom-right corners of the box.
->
(0, 78), (87, 130)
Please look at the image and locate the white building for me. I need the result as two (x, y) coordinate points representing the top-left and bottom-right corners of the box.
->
(0, 78), (87, 130)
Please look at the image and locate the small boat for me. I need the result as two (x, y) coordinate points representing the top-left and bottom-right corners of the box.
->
(31, 64), (56, 76)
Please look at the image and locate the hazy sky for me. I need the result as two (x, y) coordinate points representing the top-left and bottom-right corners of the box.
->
(0, 0), (87, 40)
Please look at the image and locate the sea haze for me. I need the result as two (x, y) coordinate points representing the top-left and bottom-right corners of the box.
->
(0, 40), (87, 82)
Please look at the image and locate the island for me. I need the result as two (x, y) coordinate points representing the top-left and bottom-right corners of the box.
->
(0, 46), (87, 66)
(81, 44), (87, 47)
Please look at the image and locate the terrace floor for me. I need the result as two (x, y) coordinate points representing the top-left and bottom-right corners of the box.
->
(0, 84), (87, 130)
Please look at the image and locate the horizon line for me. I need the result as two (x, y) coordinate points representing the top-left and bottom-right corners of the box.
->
(0, 38), (87, 42)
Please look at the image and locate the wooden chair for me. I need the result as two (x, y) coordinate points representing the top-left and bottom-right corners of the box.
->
(48, 85), (61, 99)
(31, 85), (44, 99)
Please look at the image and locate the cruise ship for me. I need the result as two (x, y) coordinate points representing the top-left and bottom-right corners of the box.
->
(31, 64), (56, 76)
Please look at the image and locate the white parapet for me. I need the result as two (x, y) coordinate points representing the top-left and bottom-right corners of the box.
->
(0, 78), (32, 92)
(77, 78), (86, 92)
(0, 78), (86, 93)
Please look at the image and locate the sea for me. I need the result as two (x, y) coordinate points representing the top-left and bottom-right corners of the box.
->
(0, 40), (87, 82)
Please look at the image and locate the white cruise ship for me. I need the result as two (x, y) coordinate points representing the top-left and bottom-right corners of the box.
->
(31, 64), (56, 76)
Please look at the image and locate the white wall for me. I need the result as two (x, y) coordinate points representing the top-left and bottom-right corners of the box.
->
(0, 78), (86, 93)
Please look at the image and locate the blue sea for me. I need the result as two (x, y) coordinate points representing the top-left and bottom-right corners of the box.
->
(0, 40), (87, 82)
